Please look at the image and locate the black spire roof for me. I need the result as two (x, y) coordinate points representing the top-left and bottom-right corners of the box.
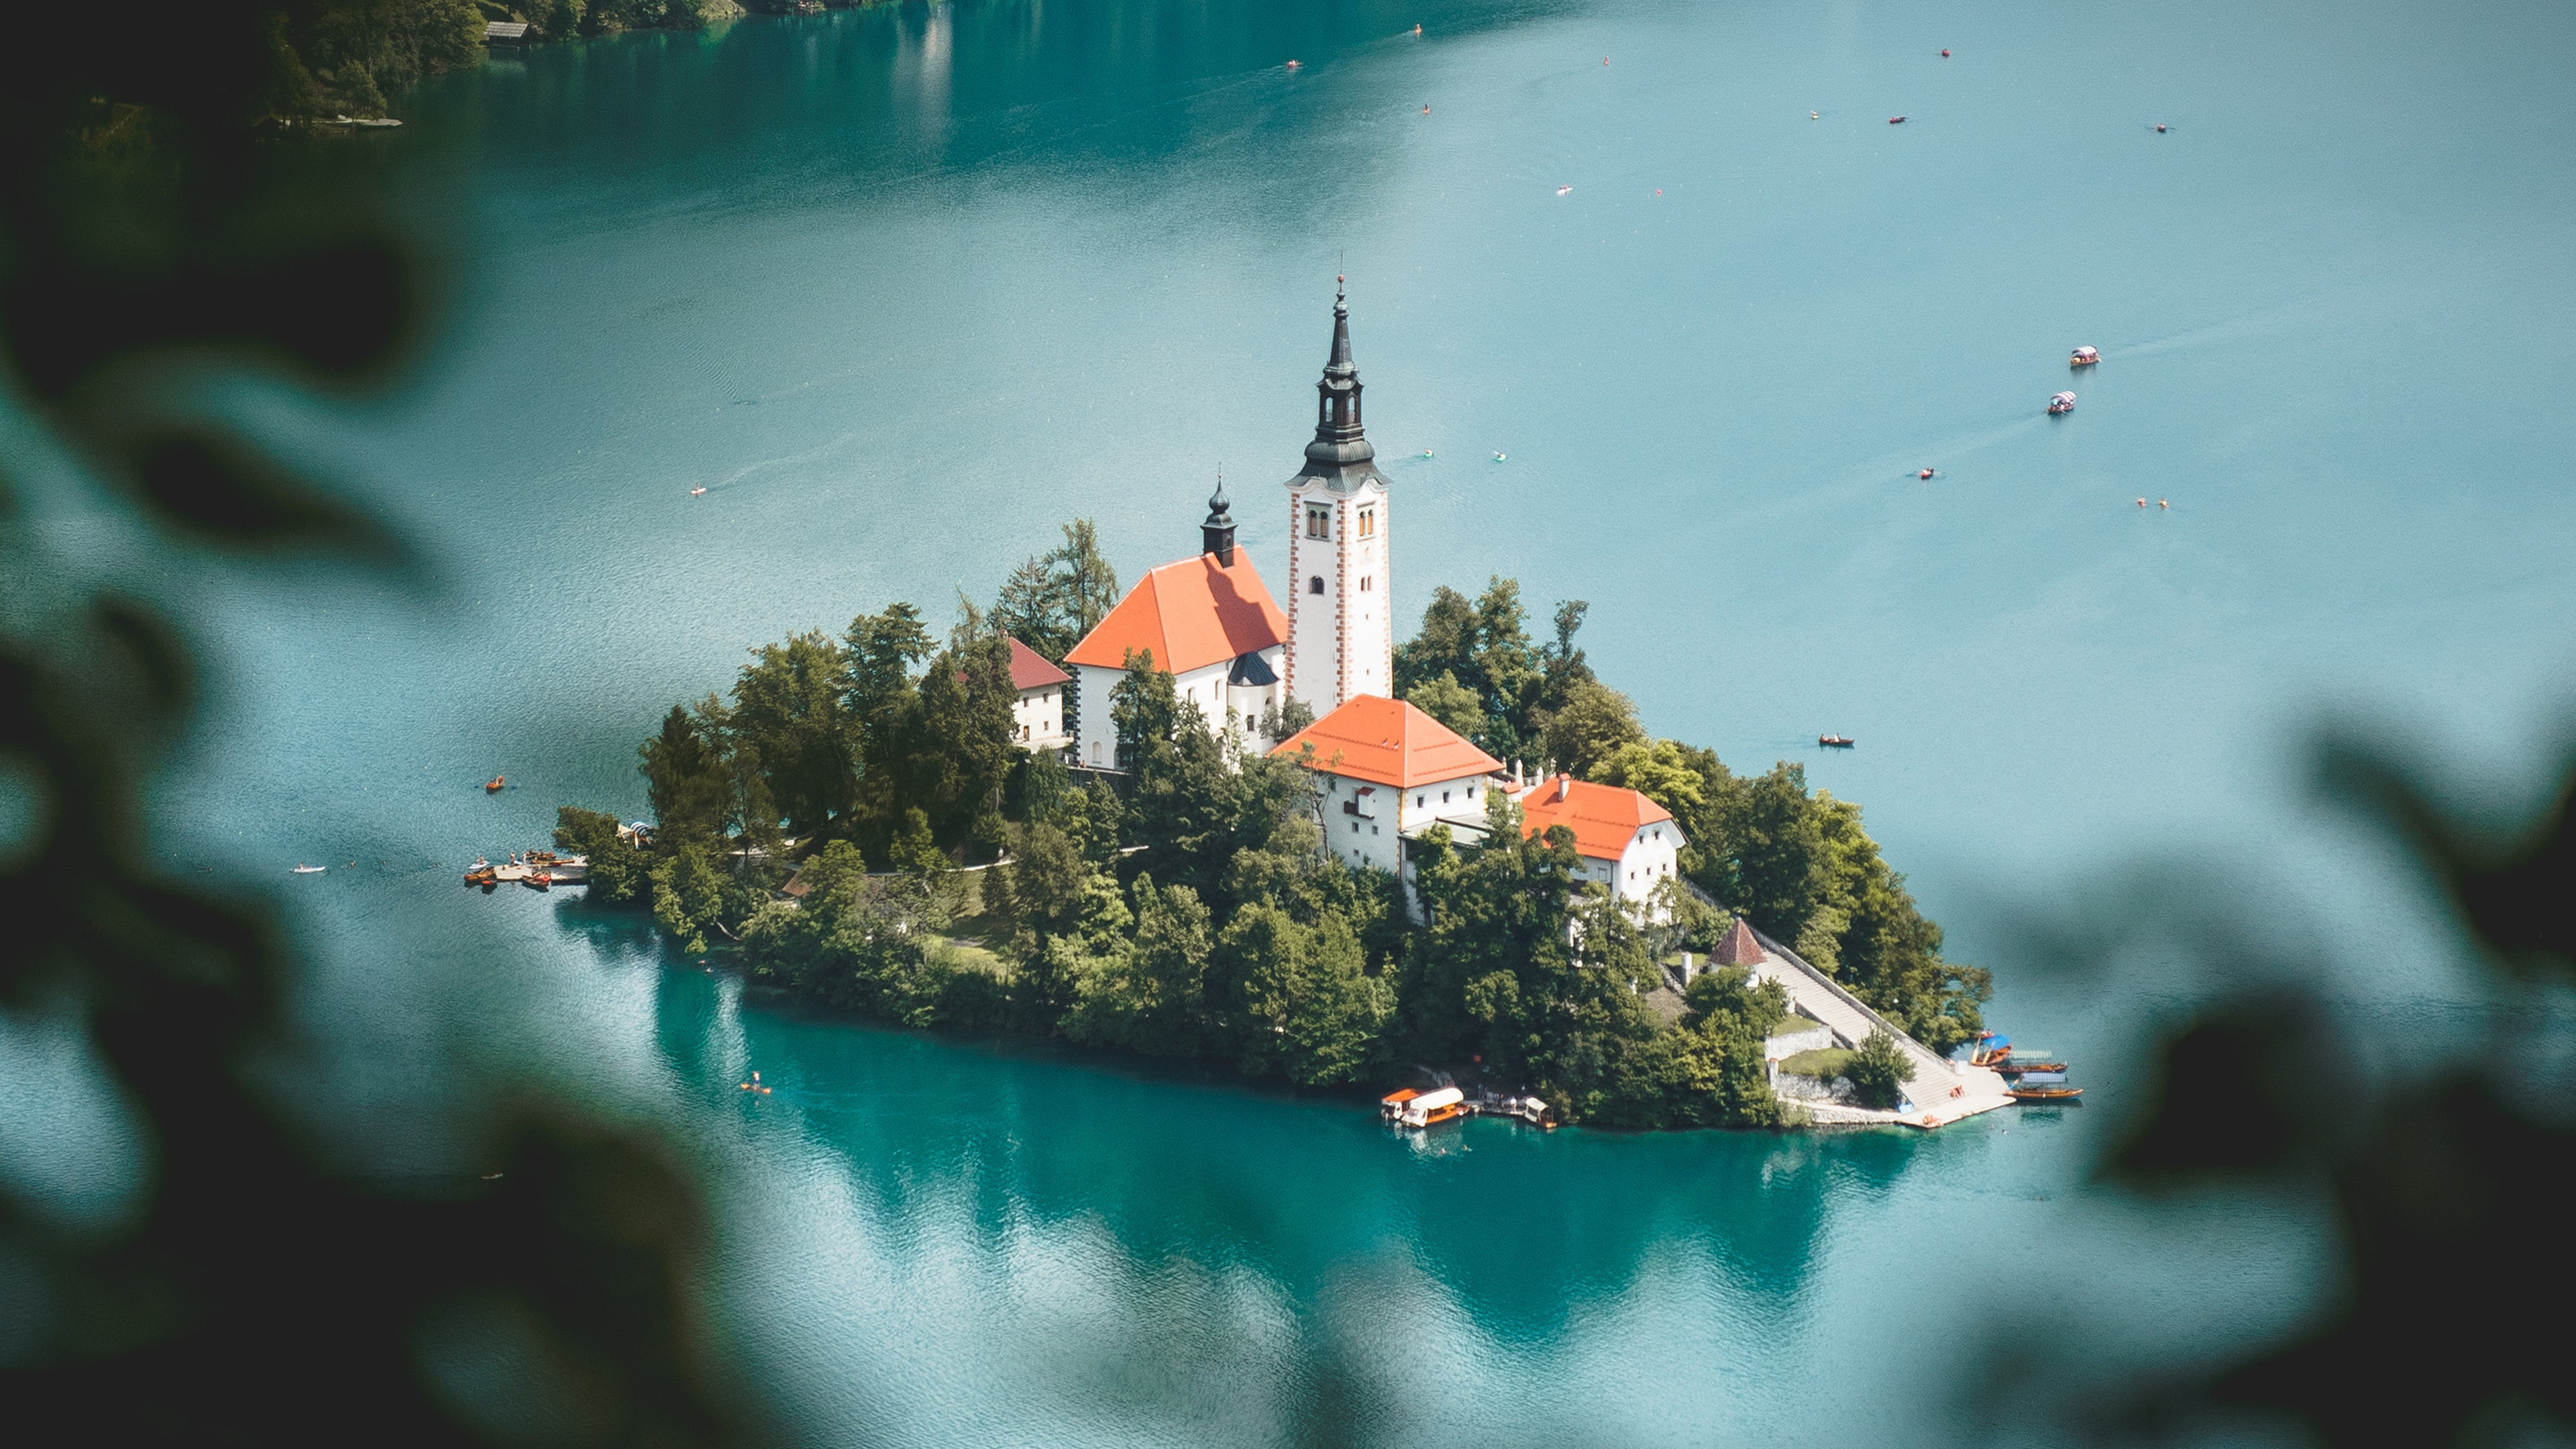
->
(1289, 276), (1387, 496)
(1201, 470), (1236, 565)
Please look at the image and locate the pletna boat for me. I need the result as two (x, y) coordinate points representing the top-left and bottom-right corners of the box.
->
(1397, 1086), (1466, 1128)
(2008, 1085), (2083, 1103)
(2047, 391), (2077, 415)
(1819, 735), (1856, 749)
(2070, 345), (2099, 366)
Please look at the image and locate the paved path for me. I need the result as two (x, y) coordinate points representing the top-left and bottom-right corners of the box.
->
(1739, 927), (2014, 1130)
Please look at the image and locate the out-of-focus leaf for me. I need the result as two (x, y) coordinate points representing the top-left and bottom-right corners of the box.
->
(129, 425), (402, 559)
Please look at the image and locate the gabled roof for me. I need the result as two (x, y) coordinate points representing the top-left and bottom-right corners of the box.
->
(1709, 916), (1766, 967)
(1005, 637), (1071, 692)
(1511, 774), (1676, 862)
(1065, 552), (1289, 676)
(1269, 695), (1503, 790)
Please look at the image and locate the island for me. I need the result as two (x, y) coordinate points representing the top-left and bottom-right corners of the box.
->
(551, 287), (1996, 1129)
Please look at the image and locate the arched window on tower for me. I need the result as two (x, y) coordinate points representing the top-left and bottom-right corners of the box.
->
(1309, 576), (1324, 594)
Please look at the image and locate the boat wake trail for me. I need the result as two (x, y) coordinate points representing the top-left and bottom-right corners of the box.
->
(712, 429), (869, 491)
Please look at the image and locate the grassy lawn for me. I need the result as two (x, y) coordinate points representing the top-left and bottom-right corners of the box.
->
(1776, 1048), (1853, 1080)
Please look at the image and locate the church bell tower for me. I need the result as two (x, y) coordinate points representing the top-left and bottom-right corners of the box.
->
(1283, 278), (1392, 714)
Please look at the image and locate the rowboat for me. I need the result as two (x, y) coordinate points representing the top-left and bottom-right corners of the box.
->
(2008, 1085), (2083, 1103)
(485, 776), (505, 792)
(1819, 735), (1856, 749)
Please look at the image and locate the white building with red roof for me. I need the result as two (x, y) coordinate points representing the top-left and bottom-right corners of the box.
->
(1063, 487), (1289, 769)
(1268, 695), (1507, 874)
(1001, 637), (1073, 751)
(1511, 773), (1685, 916)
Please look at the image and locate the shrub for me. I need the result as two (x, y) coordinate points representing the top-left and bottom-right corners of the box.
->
(1845, 1030), (1915, 1109)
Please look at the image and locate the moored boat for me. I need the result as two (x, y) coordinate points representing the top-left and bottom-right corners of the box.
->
(1397, 1086), (1466, 1128)
(2008, 1085), (2083, 1103)
(522, 871), (553, 891)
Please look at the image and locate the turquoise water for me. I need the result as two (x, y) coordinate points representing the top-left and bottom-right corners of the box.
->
(21, 0), (2575, 1439)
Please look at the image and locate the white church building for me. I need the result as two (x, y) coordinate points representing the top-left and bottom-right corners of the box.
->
(1065, 277), (1391, 763)
(1059, 280), (1678, 916)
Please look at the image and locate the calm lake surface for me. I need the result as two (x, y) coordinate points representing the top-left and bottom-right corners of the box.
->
(42, 0), (2576, 1440)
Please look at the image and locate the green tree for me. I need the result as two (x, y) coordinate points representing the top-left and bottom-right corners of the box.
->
(1720, 762), (1833, 943)
(1845, 1029), (1915, 1110)
(1403, 669), (1489, 744)
(728, 629), (855, 839)
(991, 519), (1121, 665)
(1109, 647), (1180, 771)
(989, 820), (1095, 936)
(649, 841), (739, 955)
(640, 702), (733, 844)
(1540, 679), (1646, 777)
(1063, 875), (1213, 1057)
(1592, 961), (1787, 1130)
(1590, 738), (1711, 820)
(1206, 902), (1391, 1085)
(1393, 577), (1544, 759)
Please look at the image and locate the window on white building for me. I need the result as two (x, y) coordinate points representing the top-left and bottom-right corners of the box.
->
(1309, 576), (1324, 594)
(1306, 506), (1330, 539)
(1358, 507), (1375, 538)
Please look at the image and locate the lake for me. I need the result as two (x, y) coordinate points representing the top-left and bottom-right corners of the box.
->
(61, 0), (2576, 1440)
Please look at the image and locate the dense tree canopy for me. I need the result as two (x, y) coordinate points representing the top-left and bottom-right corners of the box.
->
(569, 549), (1980, 1124)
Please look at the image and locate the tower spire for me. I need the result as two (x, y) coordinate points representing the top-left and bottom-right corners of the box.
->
(1306, 274), (1373, 472)
(1201, 466), (1236, 566)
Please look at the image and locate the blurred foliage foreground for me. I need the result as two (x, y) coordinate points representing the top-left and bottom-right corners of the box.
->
(5, 4), (2576, 1446)
(1, 5), (757, 1444)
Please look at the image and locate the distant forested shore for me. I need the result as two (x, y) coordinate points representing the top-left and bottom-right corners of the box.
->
(553, 521), (1990, 1130)
(222, 1), (890, 123)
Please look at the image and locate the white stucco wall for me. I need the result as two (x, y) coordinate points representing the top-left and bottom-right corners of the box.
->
(1072, 652), (1282, 770)
(1308, 765), (1495, 876)
(1283, 480), (1391, 716)
(1013, 684), (1068, 751)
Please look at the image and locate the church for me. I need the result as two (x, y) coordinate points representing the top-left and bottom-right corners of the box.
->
(1056, 282), (1680, 918)
(1064, 278), (1393, 765)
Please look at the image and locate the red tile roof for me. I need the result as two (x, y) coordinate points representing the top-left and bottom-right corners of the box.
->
(1709, 916), (1766, 967)
(1511, 774), (1674, 862)
(1064, 552), (1289, 676)
(1268, 694), (1504, 790)
(1005, 637), (1071, 692)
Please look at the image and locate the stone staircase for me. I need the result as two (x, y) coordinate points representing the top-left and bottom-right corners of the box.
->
(1690, 887), (2012, 1128)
